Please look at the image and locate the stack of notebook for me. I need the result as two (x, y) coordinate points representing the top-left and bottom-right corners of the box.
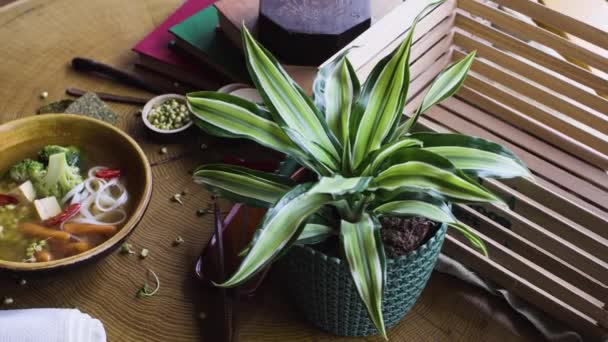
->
(132, 0), (258, 90)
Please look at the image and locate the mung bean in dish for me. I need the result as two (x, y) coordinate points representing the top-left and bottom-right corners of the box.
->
(147, 99), (191, 130)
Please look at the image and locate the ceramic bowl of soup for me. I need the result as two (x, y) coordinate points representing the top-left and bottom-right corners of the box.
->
(0, 114), (152, 273)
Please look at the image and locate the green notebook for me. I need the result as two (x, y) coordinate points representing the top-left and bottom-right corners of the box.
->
(170, 6), (250, 83)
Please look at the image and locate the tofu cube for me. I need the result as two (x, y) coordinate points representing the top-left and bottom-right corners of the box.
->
(34, 197), (62, 221)
(11, 181), (37, 203)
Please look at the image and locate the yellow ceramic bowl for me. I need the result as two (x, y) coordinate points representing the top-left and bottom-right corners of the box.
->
(0, 114), (152, 272)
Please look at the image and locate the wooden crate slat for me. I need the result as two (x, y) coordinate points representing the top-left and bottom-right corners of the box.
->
(443, 236), (606, 340)
(403, 89), (608, 283)
(324, 0), (456, 70)
(501, 177), (608, 230)
(455, 85), (608, 172)
(455, 14), (608, 95)
(447, 226), (608, 326)
(421, 114), (608, 285)
(482, 179), (608, 243)
(425, 104), (608, 210)
(406, 52), (452, 103)
(468, 197), (608, 285)
(491, 0), (608, 49)
(453, 32), (608, 116)
(458, 0), (608, 73)
(358, 7), (455, 80)
(441, 93), (608, 192)
(423, 106), (608, 257)
(406, 77), (608, 242)
(412, 105), (608, 335)
(426, 97), (608, 220)
(408, 86), (608, 225)
(452, 49), (608, 136)
(462, 73), (608, 156)
(454, 204), (608, 303)
(407, 83), (608, 276)
(406, 72), (608, 283)
(409, 32), (453, 82)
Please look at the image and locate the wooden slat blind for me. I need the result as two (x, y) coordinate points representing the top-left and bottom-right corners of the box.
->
(325, 0), (608, 339)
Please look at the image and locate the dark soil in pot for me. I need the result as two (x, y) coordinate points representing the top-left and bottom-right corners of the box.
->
(279, 217), (446, 337)
(311, 216), (439, 259)
(380, 216), (438, 258)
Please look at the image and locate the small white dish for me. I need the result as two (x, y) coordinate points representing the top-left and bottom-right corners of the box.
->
(218, 83), (250, 94)
(142, 94), (193, 134)
(218, 83), (263, 104)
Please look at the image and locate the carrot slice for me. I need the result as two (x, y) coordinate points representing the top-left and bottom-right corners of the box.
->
(20, 222), (71, 241)
(67, 241), (92, 255)
(63, 223), (117, 236)
(35, 250), (52, 262)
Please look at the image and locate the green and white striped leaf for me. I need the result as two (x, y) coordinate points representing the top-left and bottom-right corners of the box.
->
(410, 132), (532, 179)
(313, 50), (360, 145)
(187, 92), (305, 160)
(241, 219), (335, 257)
(340, 214), (387, 339)
(373, 193), (488, 255)
(363, 145), (503, 202)
(295, 223), (336, 245)
(282, 126), (339, 173)
(425, 146), (531, 180)
(351, 18), (416, 168)
(371, 161), (502, 203)
(309, 175), (372, 197)
(190, 92), (271, 139)
(397, 51), (476, 135)
(242, 27), (340, 166)
(375, 200), (454, 223)
(192, 117), (240, 139)
(342, 138), (353, 175)
(216, 183), (333, 288)
(328, 59), (357, 145)
(367, 146), (455, 175)
(193, 164), (294, 207)
(449, 222), (488, 256)
(360, 138), (423, 175)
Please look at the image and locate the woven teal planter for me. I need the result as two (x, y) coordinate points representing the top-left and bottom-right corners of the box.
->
(279, 223), (447, 337)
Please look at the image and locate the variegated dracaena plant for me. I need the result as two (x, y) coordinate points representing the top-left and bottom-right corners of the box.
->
(187, 3), (531, 339)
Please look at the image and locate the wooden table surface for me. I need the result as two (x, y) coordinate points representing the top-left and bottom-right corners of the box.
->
(0, 0), (545, 341)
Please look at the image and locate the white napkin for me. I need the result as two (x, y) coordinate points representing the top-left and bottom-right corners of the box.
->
(0, 309), (106, 342)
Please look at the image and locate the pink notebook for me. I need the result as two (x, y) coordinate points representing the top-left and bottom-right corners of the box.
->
(132, 0), (217, 88)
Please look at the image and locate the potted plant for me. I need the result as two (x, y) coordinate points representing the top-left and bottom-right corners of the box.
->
(187, 3), (531, 339)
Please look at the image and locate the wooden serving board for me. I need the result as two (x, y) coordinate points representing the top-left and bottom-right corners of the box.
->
(0, 0), (542, 341)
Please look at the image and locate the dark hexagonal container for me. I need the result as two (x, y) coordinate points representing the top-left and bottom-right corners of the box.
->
(258, 0), (371, 65)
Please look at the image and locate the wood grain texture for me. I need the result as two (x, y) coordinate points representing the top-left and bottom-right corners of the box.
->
(0, 0), (544, 341)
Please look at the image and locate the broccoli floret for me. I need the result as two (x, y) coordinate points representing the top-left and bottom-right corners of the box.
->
(38, 145), (81, 167)
(8, 159), (45, 183)
(32, 153), (83, 199)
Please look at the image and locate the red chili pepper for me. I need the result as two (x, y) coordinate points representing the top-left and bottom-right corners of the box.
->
(0, 194), (19, 206)
(43, 203), (81, 226)
(95, 168), (121, 179)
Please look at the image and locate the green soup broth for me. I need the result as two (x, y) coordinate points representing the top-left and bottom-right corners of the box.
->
(0, 180), (36, 262)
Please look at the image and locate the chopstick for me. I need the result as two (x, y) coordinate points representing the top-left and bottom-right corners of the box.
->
(71, 57), (164, 94)
(214, 202), (236, 342)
